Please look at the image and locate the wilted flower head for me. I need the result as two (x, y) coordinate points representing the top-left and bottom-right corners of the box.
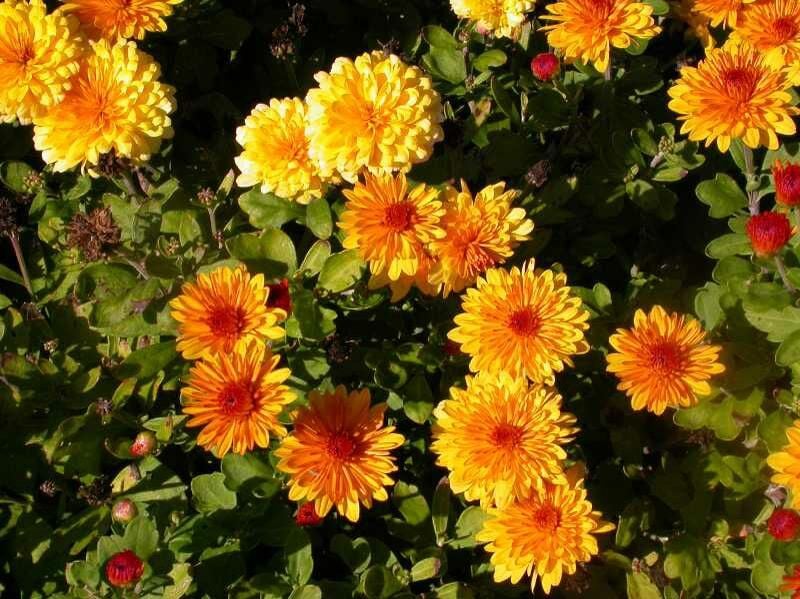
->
(66, 207), (121, 261)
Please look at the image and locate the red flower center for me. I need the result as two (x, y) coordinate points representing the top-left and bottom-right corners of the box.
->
(218, 383), (254, 415)
(532, 504), (561, 532)
(772, 17), (799, 42)
(327, 433), (357, 459)
(383, 202), (416, 231)
(491, 423), (524, 448)
(207, 306), (246, 338)
(647, 341), (686, 375)
(508, 308), (541, 337)
(721, 67), (758, 102)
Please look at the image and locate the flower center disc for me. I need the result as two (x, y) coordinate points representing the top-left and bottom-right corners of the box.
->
(218, 383), (254, 416)
(533, 504), (561, 532)
(383, 202), (416, 231)
(327, 433), (357, 460)
(648, 342), (686, 375)
(508, 308), (541, 337)
(772, 17), (799, 42)
(208, 307), (246, 338)
(491, 423), (524, 448)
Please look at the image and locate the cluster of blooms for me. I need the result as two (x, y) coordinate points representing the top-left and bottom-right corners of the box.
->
(0, 0), (178, 175)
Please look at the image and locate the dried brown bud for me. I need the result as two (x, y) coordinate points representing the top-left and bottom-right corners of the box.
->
(525, 160), (551, 189)
(97, 150), (131, 179)
(67, 207), (121, 262)
(39, 480), (58, 498)
(0, 197), (20, 237)
(196, 187), (215, 206)
(78, 476), (110, 507)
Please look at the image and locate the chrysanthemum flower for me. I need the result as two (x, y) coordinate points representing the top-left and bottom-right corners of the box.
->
(305, 52), (444, 183)
(606, 306), (725, 415)
(340, 172), (445, 288)
(670, 0), (716, 48)
(61, 0), (182, 40)
(428, 181), (533, 296)
(667, 44), (798, 152)
(32, 39), (175, 173)
(476, 473), (614, 594)
(0, 0), (83, 124)
(275, 386), (405, 522)
(768, 420), (800, 508)
(367, 245), (441, 301)
(694, 0), (757, 27)
(541, 0), (661, 72)
(729, 0), (800, 71)
(782, 565), (800, 599)
(169, 265), (286, 360)
(431, 373), (576, 508)
(235, 98), (326, 204)
(182, 342), (294, 457)
(448, 262), (590, 385)
(745, 211), (792, 257)
(774, 161), (800, 207)
(449, 0), (534, 38)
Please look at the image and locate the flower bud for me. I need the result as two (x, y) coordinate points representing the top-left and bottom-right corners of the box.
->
(105, 550), (144, 588)
(773, 160), (800, 207)
(768, 508), (800, 541)
(295, 502), (324, 527)
(112, 499), (138, 524)
(530, 52), (560, 81)
(130, 431), (157, 458)
(745, 212), (792, 257)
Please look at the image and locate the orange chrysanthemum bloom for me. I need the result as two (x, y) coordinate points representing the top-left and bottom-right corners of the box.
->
(61, 0), (182, 40)
(694, 0), (756, 27)
(670, 0), (716, 48)
(33, 39), (175, 173)
(729, 0), (800, 72)
(667, 44), (798, 152)
(431, 373), (576, 508)
(541, 0), (661, 72)
(0, 0), (83, 124)
(169, 265), (286, 360)
(340, 172), (445, 298)
(767, 420), (800, 508)
(448, 262), (590, 385)
(182, 342), (294, 457)
(476, 471), (614, 594)
(782, 565), (800, 599)
(606, 306), (725, 415)
(275, 386), (405, 522)
(428, 181), (533, 296)
(449, 0), (535, 38)
(368, 245), (441, 302)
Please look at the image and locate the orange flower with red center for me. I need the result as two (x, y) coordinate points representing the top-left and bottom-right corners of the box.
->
(729, 0), (800, 71)
(170, 265), (286, 360)
(774, 161), (800, 207)
(182, 341), (294, 457)
(275, 386), (405, 522)
(783, 565), (800, 598)
(745, 211), (792, 257)
(61, 0), (182, 40)
(694, 0), (757, 27)
(607, 305), (725, 415)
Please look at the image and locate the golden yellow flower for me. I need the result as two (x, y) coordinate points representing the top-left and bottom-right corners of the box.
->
(367, 245), (441, 302)
(169, 265), (286, 361)
(606, 305), (725, 415)
(694, 0), (757, 27)
(340, 172), (445, 293)
(0, 0), (83, 124)
(670, 0), (716, 48)
(728, 0), (800, 71)
(767, 420), (800, 507)
(32, 39), (175, 173)
(541, 0), (661, 72)
(431, 373), (576, 508)
(182, 341), (294, 457)
(668, 44), (798, 152)
(449, 0), (534, 38)
(428, 181), (533, 296)
(235, 98), (325, 204)
(61, 0), (182, 40)
(476, 471), (614, 594)
(448, 262), (590, 385)
(275, 386), (405, 522)
(305, 51), (444, 184)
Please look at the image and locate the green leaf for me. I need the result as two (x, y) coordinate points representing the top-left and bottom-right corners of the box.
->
(238, 190), (305, 228)
(411, 557), (441, 582)
(643, 0), (670, 15)
(191, 472), (237, 512)
(306, 197), (333, 239)
(226, 229), (297, 277)
(0, 263), (24, 286)
(751, 536), (785, 594)
(745, 305), (800, 342)
(318, 250), (365, 292)
(777, 329), (800, 366)
(472, 50), (507, 72)
(402, 375), (435, 424)
(360, 565), (405, 599)
(285, 528), (313, 586)
(392, 481), (430, 526)
(122, 516), (158, 560)
(696, 174), (748, 218)
(664, 534), (720, 590)
(288, 586), (322, 599)
(221, 452), (278, 498)
(705, 234), (751, 259)
(432, 477), (451, 546)
(448, 506), (486, 549)
(423, 25), (459, 48)
(0, 161), (34, 193)
(300, 240), (332, 276)
(423, 46), (467, 84)
(759, 410), (792, 451)
(626, 572), (661, 599)
(115, 341), (177, 380)
(694, 283), (724, 330)
(331, 534), (372, 574)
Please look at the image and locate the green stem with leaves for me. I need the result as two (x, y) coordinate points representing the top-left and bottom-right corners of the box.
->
(9, 232), (34, 298)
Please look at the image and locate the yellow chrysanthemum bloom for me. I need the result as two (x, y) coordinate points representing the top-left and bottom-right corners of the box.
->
(606, 306), (725, 415)
(476, 471), (614, 594)
(428, 181), (533, 296)
(368, 246), (441, 302)
(275, 386), (405, 522)
(305, 51), (444, 184)
(667, 44), (798, 153)
(694, 0), (757, 27)
(449, 0), (534, 38)
(728, 0), (800, 72)
(541, 0), (661, 72)
(431, 373), (576, 508)
(670, 0), (716, 48)
(448, 261), (590, 385)
(60, 0), (182, 40)
(170, 265), (286, 360)
(0, 0), (83, 124)
(32, 39), (175, 173)
(182, 341), (294, 457)
(235, 98), (325, 204)
(767, 420), (800, 507)
(340, 172), (445, 296)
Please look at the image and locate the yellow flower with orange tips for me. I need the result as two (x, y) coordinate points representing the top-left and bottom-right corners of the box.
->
(428, 180), (533, 296)
(728, 0), (800, 72)
(767, 420), (800, 507)
(667, 44), (798, 152)
(169, 265), (286, 361)
(235, 98), (326, 204)
(606, 306), (725, 415)
(448, 261), (590, 385)
(694, 0), (757, 27)
(275, 386), (405, 522)
(449, 0), (534, 38)
(476, 469), (614, 594)
(339, 172), (445, 297)
(541, 0), (661, 72)
(0, 0), (83, 124)
(431, 373), (576, 508)
(182, 341), (294, 457)
(32, 39), (175, 174)
(305, 51), (444, 184)
(60, 0), (182, 40)
(368, 246), (441, 302)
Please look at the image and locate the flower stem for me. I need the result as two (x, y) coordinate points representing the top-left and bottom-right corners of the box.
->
(208, 207), (223, 249)
(743, 146), (760, 215)
(604, 60), (612, 81)
(9, 232), (34, 298)
(775, 255), (797, 293)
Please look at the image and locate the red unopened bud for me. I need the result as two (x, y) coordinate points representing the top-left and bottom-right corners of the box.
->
(745, 212), (792, 257)
(768, 508), (800, 541)
(105, 550), (144, 588)
(295, 502), (324, 527)
(267, 278), (292, 314)
(443, 339), (463, 357)
(531, 52), (560, 81)
(130, 431), (157, 458)
(773, 161), (800, 207)
(112, 499), (138, 524)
